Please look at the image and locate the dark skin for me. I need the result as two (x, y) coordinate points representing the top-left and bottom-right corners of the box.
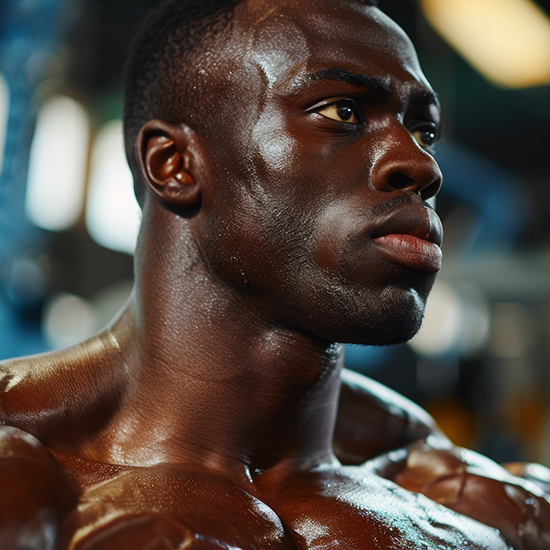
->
(1, 1), (550, 548)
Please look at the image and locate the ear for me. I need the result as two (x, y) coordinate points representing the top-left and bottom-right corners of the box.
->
(136, 120), (203, 208)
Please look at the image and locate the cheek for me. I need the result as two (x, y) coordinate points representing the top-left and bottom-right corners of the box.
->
(311, 201), (359, 272)
(249, 106), (304, 190)
(238, 137), (373, 282)
(311, 204), (386, 290)
(256, 130), (295, 175)
(201, 182), (311, 296)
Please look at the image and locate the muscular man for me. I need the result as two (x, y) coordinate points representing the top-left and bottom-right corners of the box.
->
(1, 0), (549, 548)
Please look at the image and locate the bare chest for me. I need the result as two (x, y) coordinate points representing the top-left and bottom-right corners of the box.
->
(61, 464), (509, 550)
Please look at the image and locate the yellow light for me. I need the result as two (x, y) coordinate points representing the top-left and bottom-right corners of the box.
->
(409, 281), (490, 357)
(421, 0), (550, 88)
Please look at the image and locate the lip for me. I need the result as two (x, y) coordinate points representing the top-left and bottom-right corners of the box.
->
(371, 204), (443, 272)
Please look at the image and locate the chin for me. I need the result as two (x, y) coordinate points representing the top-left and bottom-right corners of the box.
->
(315, 277), (432, 347)
(343, 303), (425, 346)
(362, 308), (425, 346)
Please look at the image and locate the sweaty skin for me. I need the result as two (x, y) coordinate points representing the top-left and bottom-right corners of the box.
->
(1, 0), (549, 548)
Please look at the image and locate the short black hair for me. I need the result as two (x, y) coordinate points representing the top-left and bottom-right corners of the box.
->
(123, 0), (241, 203)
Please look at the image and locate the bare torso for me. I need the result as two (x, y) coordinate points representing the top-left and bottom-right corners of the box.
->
(2, 427), (509, 549)
(1, 326), (549, 549)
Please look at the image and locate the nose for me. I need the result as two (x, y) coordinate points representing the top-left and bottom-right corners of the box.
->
(371, 125), (443, 200)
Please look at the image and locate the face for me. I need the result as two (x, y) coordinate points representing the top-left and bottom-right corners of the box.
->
(194, 0), (444, 346)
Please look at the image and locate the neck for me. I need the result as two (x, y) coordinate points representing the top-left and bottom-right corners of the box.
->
(88, 203), (343, 485)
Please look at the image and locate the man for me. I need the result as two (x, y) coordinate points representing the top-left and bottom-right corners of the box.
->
(1, 0), (549, 548)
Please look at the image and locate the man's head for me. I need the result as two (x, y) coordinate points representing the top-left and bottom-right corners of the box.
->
(126, 0), (443, 347)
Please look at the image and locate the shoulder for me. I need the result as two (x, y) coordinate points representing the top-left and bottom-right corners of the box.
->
(334, 368), (447, 464)
(0, 330), (128, 448)
(367, 439), (550, 550)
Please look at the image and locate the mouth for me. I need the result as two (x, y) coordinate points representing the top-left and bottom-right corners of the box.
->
(371, 204), (443, 273)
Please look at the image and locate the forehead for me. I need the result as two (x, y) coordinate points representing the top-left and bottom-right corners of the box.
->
(229, 0), (431, 93)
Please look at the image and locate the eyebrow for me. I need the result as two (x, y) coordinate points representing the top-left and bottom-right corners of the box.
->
(297, 68), (441, 111)
(409, 89), (441, 111)
(301, 68), (392, 100)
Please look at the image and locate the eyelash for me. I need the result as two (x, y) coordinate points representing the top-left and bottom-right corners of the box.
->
(310, 98), (364, 126)
(308, 97), (441, 150)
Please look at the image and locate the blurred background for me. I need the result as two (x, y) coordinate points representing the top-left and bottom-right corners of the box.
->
(0, 0), (549, 466)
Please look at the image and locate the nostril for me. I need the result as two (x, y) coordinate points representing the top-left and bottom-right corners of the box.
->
(387, 172), (415, 190)
(420, 179), (441, 201)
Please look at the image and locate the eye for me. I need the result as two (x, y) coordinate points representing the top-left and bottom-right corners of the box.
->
(411, 125), (438, 149)
(316, 99), (360, 124)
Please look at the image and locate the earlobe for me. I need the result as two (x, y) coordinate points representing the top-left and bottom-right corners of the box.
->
(137, 120), (202, 208)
